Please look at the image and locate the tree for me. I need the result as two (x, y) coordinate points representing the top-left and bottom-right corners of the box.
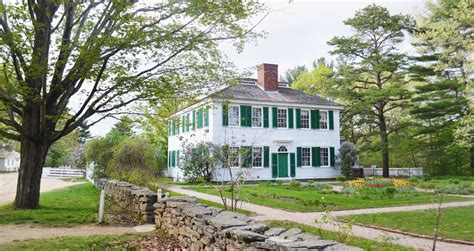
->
(292, 58), (336, 99)
(181, 141), (219, 182)
(336, 141), (358, 178)
(0, 1), (264, 208)
(328, 4), (415, 177)
(280, 65), (308, 85)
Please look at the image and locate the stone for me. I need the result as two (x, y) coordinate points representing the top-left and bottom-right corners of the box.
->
(286, 233), (321, 241)
(221, 224), (269, 234)
(133, 224), (156, 233)
(279, 228), (303, 239)
(266, 236), (295, 245)
(264, 227), (286, 237)
(209, 211), (251, 229)
(323, 243), (364, 251)
(282, 240), (338, 249)
(231, 230), (266, 242)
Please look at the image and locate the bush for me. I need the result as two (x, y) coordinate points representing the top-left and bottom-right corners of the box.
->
(408, 177), (418, 183)
(418, 182), (436, 189)
(435, 184), (470, 194)
(181, 142), (219, 182)
(259, 181), (272, 187)
(289, 181), (301, 190)
(336, 142), (358, 178)
(383, 187), (397, 198)
(448, 178), (460, 184)
(336, 176), (347, 182)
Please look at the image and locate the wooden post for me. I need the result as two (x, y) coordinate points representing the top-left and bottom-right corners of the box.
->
(98, 190), (105, 224)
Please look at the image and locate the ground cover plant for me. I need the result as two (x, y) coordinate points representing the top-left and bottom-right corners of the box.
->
(267, 220), (415, 251)
(185, 182), (471, 212)
(0, 183), (100, 227)
(343, 206), (474, 242)
(413, 177), (474, 195)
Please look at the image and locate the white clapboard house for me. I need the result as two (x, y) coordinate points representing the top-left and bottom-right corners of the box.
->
(0, 149), (20, 172)
(167, 63), (343, 181)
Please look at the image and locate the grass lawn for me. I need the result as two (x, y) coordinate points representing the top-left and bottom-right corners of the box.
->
(343, 206), (474, 242)
(0, 183), (100, 227)
(267, 220), (415, 251)
(185, 185), (472, 212)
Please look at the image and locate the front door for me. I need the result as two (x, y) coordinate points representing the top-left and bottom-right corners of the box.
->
(278, 153), (288, 177)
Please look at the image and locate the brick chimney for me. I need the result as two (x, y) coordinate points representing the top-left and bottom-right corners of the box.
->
(257, 63), (278, 91)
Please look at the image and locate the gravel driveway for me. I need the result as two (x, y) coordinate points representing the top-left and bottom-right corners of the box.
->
(0, 172), (84, 205)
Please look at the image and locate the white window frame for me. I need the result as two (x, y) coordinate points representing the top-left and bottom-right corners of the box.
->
(319, 110), (328, 130)
(228, 105), (240, 127)
(251, 106), (263, 128)
(203, 109), (208, 128)
(301, 147), (311, 167)
(300, 109), (310, 129)
(320, 147), (329, 167)
(229, 146), (240, 168)
(277, 108), (288, 128)
(252, 147), (263, 168)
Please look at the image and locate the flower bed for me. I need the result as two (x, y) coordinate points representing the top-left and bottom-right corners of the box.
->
(346, 178), (413, 188)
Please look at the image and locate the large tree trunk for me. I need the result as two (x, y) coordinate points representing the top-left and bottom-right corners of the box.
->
(378, 113), (390, 178)
(14, 138), (49, 209)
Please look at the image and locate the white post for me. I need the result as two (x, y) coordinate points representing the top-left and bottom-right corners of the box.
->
(157, 189), (162, 201)
(98, 190), (105, 223)
(165, 192), (170, 199)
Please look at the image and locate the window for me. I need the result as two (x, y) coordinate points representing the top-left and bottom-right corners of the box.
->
(229, 147), (240, 167)
(229, 106), (239, 127)
(252, 147), (263, 167)
(301, 147), (311, 166)
(301, 110), (310, 129)
(278, 146), (288, 152)
(203, 109), (208, 127)
(320, 111), (328, 129)
(277, 108), (287, 128)
(320, 147), (329, 166)
(252, 107), (262, 127)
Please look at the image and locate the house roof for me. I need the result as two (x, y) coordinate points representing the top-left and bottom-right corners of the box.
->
(0, 149), (20, 158)
(212, 84), (343, 108)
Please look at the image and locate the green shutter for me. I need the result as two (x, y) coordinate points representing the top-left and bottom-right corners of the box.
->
(171, 150), (176, 167)
(272, 107), (278, 128)
(263, 146), (270, 168)
(310, 110), (317, 129)
(222, 104), (228, 126)
(198, 108), (203, 128)
(263, 107), (269, 128)
(330, 147), (335, 167)
(205, 108), (209, 127)
(168, 151), (171, 167)
(271, 153), (278, 178)
(315, 110), (320, 129)
(241, 146), (252, 167)
(290, 153), (296, 177)
(297, 147), (302, 167)
(240, 105), (251, 127)
(186, 113), (190, 132)
(329, 111), (334, 130)
(177, 150), (180, 166)
(182, 115), (185, 132)
(316, 147), (321, 166)
(296, 109), (301, 129)
(192, 110), (196, 130)
(312, 147), (317, 167)
(288, 108), (294, 129)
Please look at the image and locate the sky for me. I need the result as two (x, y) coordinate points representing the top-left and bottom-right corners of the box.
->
(89, 0), (426, 136)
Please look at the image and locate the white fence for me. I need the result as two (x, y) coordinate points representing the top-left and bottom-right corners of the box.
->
(42, 167), (85, 178)
(362, 167), (423, 177)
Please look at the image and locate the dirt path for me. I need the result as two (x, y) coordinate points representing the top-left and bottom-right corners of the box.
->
(170, 185), (474, 251)
(0, 224), (136, 244)
(0, 172), (83, 205)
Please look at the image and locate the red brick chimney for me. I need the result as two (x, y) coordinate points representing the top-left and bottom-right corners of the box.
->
(257, 63), (278, 91)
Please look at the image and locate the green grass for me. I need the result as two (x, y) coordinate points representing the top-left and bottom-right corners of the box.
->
(343, 206), (474, 242)
(267, 220), (415, 251)
(0, 183), (100, 227)
(185, 185), (472, 212)
(0, 233), (147, 250)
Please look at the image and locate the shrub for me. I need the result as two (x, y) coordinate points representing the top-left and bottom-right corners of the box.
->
(181, 142), (219, 182)
(418, 182), (436, 189)
(289, 181), (301, 190)
(336, 176), (347, 182)
(259, 181), (272, 187)
(408, 177), (418, 183)
(383, 187), (397, 198)
(435, 184), (470, 194)
(448, 178), (460, 184)
(336, 142), (358, 178)
(275, 180), (283, 186)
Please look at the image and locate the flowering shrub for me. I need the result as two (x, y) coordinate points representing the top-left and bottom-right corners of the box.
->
(345, 178), (413, 188)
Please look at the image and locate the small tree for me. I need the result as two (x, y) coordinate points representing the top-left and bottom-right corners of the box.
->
(181, 142), (219, 182)
(337, 141), (358, 178)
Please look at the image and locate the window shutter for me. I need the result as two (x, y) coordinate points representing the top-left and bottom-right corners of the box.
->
(177, 150), (180, 166)
(205, 108), (209, 127)
(316, 147), (321, 166)
(222, 104), (228, 126)
(241, 146), (252, 168)
(329, 111), (334, 130)
(186, 113), (190, 132)
(288, 108), (294, 129)
(171, 150), (176, 167)
(310, 110), (317, 129)
(168, 151), (171, 167)
(297, 147), (302, 167)
(199, 109), (204, 128)
(240, 105), (251, 127)
(290, 153), (296, 177)
(330, 147), (335, 166)
(311, 147), (317, 167)
(263, 107), (269, 128)
(295, 109), (301, 129)
(315, 110), (320, 129)
(272, 107), (278, 128)
(247, 106), (252, 127)
(271, 153), (278, 178)
(192, 110), (196, 130)
(182, 115), (185, 132)
(263, 146), (270, 168)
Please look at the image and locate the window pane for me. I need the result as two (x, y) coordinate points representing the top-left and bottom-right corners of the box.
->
(229, 106), (240, 126)
(320, 111), (328, 129)
(252, 147), (263, 167)
(301, 110), (310, 129)
(229, 147), (240, 167)
(277, 108), (287, 128)
(252, 107), (262, 127)
(320, 147), (329, 166)
(302, 147), (311, 166)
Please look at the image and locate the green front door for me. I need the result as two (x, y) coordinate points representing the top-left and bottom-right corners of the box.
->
(278, 153), (288, 177)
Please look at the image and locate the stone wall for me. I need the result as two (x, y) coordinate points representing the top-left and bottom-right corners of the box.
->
(154, 196), (361, 251)
(95, 178), (157, 223)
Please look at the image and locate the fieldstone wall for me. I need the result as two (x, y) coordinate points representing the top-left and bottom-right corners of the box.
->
(95, 178), (157, 223)
(154, 196), (362, 251)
